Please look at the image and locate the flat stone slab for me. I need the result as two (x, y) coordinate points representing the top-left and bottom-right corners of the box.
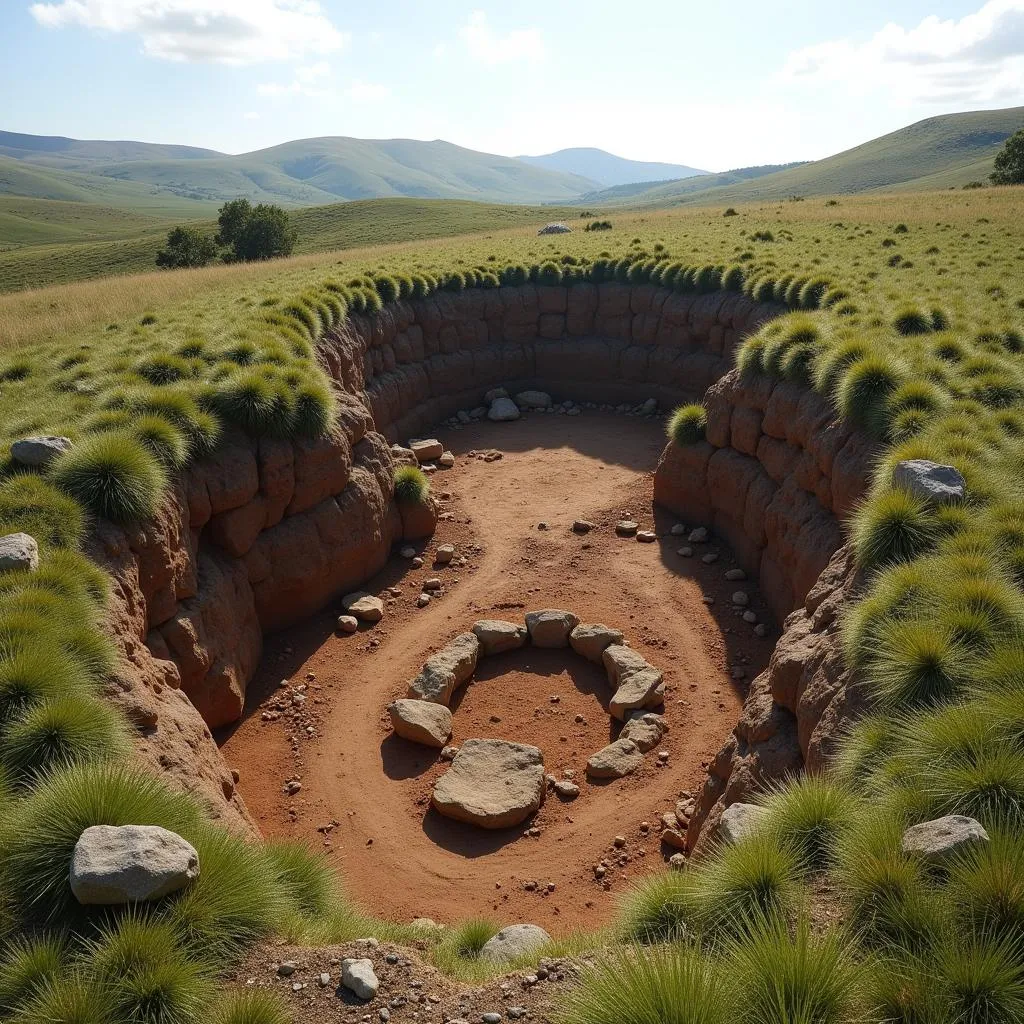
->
(569, 623), (624, 664)
(892, 459), (966, 504)
(901, 814), (989, 864)
(70, 824), (199, 905)
(620, 712), (667, 753)
(10, 435), (72, 467)
(408, 632), (480, 705)
(717, 802), (769, 845)
(603, 645), (664, 720)
(471, 619), (528, 655)
(525, 609), (579, 648)
(479, 924), (552, 963)
(389, 699), (453, 748)
(615, 520), (638, 536)
(586, 738), (643, 779)
(488, 397), (520, 421)
(410, 439), (444, 463)
(0, 532), (39, 573)
(341, 592), (384, 623)
(432, 739), (545, 829)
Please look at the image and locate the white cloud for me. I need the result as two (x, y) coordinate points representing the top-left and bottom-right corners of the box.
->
(258, 59), (332, 96)
(782, 0), (1024, 105)
(29, 0), (348, 65)
(457, 10), (544, 65)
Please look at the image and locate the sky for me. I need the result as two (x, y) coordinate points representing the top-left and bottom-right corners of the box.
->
(1, 0), (1023, 170)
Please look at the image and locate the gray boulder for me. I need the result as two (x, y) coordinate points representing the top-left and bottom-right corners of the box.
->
(389, 699), (453, 748)
(11, 435), (72, 468)
(341, 958), (379, 1000)
(472, 619), (528, 655)
(408, 632), (480, 704)
(488, 397), (520, 422)
(432, 739), (545, 829)
(587, 738), (643, 779)
(69, 824), (199, 905)
(901, 814), (990, 865)
(717, 802), (769, 845)
(525, 609), (580, 648)
(620, 712), (668, 753)
(892, 460), (966, 504)
(537, 223), (571, 235)
(410, 439), (444, 463)
(569, 623), (624, 663)
(0, 533), (39, 573)
(603, 645), (664, 720)
(341, 592), (384, 623)
(479, 924), (552, 963)
(514, 391), (552, 410)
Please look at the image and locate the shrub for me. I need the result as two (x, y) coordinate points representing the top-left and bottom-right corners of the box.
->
(933, 929), (1024, 1023)
(136, 354), (194, 386)
(155, 226), (218, 270)
(50, 432), (167, 526)
(264, 840), (339, 920)
(812, 339), (869, 398)
(291, 380), (335, 437)
(667, 405), (707, 445)
(851, 488), (939, 571)
(0, 648), (96, 729)
(991, 128), (1024, 185)
(393, 465), (429, 504)
(217, 199), (296, 263)
(555, 946), (728, 1024)
(798, 277), (832, 309)
(433, 918), (500, 970)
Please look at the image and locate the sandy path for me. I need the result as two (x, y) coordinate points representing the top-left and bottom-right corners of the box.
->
(220, 412), (775, 934)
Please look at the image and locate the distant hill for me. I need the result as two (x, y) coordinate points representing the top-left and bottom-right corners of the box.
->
(517, 147), (706, 187)
(596, 106), (1024, 207)
(0, 132), (595, 209)
(577, 163), (808, 204)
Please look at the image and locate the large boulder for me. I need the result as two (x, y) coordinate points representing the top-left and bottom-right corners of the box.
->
(586, 738), (643, 779)
(0, 533), (39, 573)
(619, 712), (667, 753)
(603, 645), (664, 720)
(472, 619), (528, 655)
(514, 391), (553, 410)
(488, 397), (521, 422)
(11, 435), (72, 468)
(479, 924), (552, 963)
(389, 699), (452, 748)
(341, 958), (379, 1000)
(892, 460), (966, 504)
(569, 623), (624, 663)
(432, 739), (545, 829)
(69, 825), (199, 905)
(901, 815), (989, 865)
(717, 802), (769, 845)
(525, 609), (580, 648)
(408, 632), (480, 704)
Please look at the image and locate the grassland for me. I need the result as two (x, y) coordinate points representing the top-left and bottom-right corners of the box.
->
(1, 183), (1024, 1023)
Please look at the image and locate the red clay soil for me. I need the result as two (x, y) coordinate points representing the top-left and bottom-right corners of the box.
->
(219, 412), (776, 935)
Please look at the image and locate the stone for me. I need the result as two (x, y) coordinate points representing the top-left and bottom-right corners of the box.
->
(525, 609), (580, 648)
(0, 532), (39, 573)
(389, 699), (453, 748)
(586, 738), (643, 779)
(572, 520), (594, 533)
(603, 645), (664, 720)
(901, 815), (990, 865)
(754, 622), (768, 637)
(569, 623), (625, 663)
(410, 439), (444, 463)
(417, 593), (431, 608)
(472, 619), (528, 655)
(640, 398), (658, 415)
(732, 591), (750, 606)
(538, 222), (571, 235)
(488, 397), (520, 422)
(69, 825), (199, 905)
(725, 568), (747, 581)
(615, 520), (638, 537)
(479, 924), (552, 963)
(688, 527), (708, 543)
(670, 524), (687, 536)
(423, 577), (442, 591)
(337, 615), (359, 634)
(620, 712), (668, 753)
(436, 544), (455, 565)
(484, 387), (509, 403)
(743, 610), (758, 624)
(408, 633), (480, 704)
(677, 546), (693, 557)
(400, 546), (417, 558)
(341, 959), (379, 1001)
(717, 802), (769, 845)
(10, 435), (72, 467)
(893, 459), (967, 504)
(514, 391), (553, 410)
(341, 592), (384, 623)
(432, 739), (545, 829)
(636, 530), (657, 543)
(669, 852), (686, 869)
(439, 452), (456, 468)
(702, 552), (719, 565)
(552, 779), (580, 799)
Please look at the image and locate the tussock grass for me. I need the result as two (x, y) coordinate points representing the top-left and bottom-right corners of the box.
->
(393, 465), (429, 504)
(667, 404), (707, 445)
(210, 990), (291, 1024)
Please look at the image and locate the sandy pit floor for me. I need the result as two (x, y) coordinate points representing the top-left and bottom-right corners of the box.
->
(219, 411), (777, 934)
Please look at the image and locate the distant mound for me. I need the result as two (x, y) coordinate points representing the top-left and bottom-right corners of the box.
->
(517, 147), (707, 187)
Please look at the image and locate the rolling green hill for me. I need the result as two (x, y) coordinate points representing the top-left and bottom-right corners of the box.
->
(593, 106), (1024, 207)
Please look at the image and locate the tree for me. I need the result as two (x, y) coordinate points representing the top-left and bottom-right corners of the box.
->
(216, 199), (297, 262)
(154, 225), (218, 269)
(990, 129), (1024, 185)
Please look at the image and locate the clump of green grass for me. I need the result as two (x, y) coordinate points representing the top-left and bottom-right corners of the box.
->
(759, 776), (859, 870)
(50, 431), (167, 525)
(0, 473), (84, 549)
(393, 465), (429, 504)
(0, 933), (66, 1012)
(836, 355), (906, 437)
(851, 488), (939, 571)
(667, 404), (707, 445)
(210, 990), (291, 1024)
(616, 869), (698, 943)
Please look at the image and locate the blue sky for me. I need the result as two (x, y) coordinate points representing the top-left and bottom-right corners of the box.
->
(2, 0), (1023, 170)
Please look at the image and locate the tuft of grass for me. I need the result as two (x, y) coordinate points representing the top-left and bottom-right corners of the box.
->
(0, 647), (94, 727)
(8, 973), (116, 1024)
(759, 776), (860, 870)
(933, 929), (1024, 1024)
(393, 465), (429, 504)
(50, 431), (167, 525)
(947, 831), (1024, 938)
(129, 414), (191, 469)
(616, 870), (698, 943)
(836, 354), (906, 437)
(667, 404), (707, 445)
(851, 488), (939, 571)
(210, 990), (291, 1024)
(0, 934), (66, 1012)
(0, 473), (84, 549)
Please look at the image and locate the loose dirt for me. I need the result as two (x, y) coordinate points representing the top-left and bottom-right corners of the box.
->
(220, 412), (776, 934)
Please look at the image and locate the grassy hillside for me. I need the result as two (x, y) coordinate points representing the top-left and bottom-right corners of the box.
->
(517, 147), (706, 186)
(579, 163), (807, 204)
(0, 197), (580, 293)
(604, 106), (1024, 207)
(0, 129), (222, 168)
